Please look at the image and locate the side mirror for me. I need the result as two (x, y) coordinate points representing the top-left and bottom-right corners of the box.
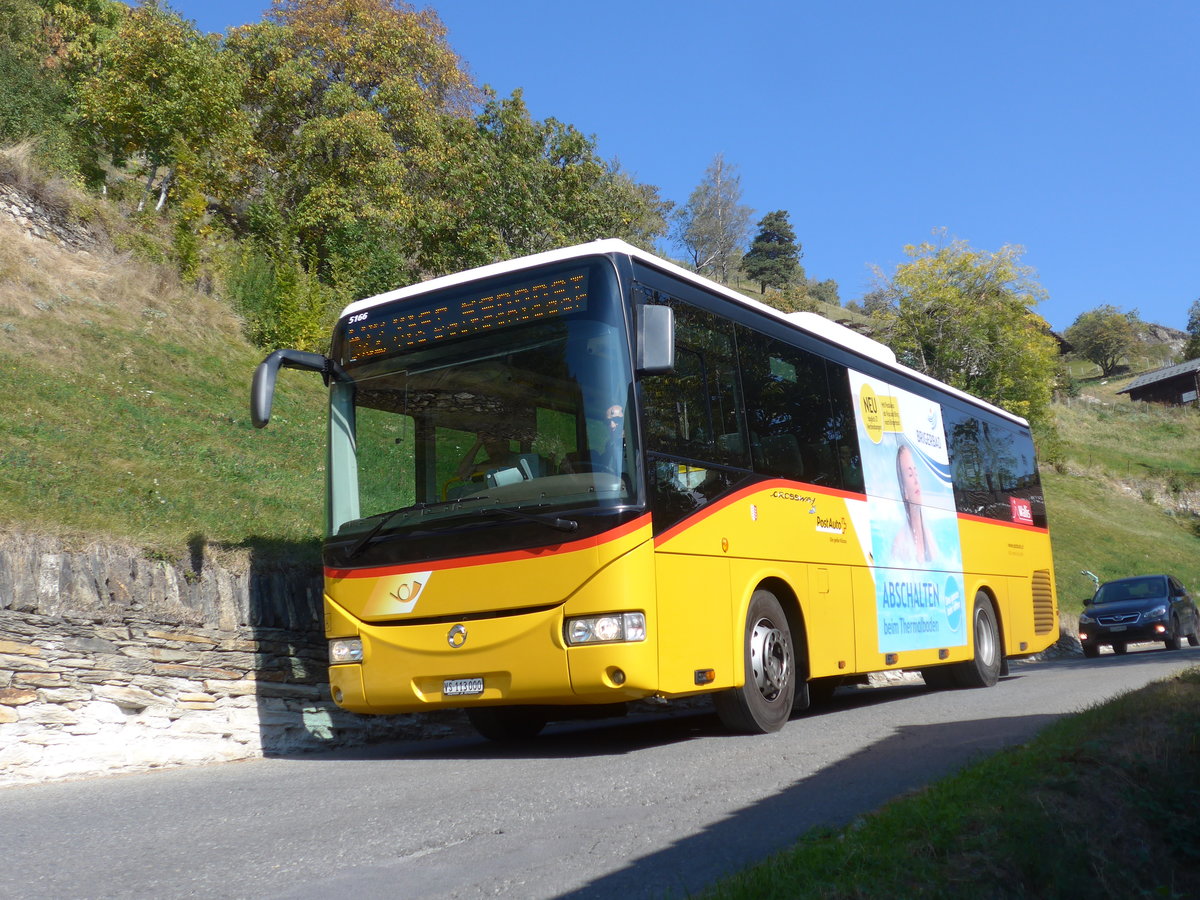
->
(1082, 596), (1093, 607)
(636, 303), (675, 375)
(251, 349), (329, 428)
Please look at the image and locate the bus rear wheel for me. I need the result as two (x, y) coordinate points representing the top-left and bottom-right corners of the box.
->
(952, 593), (1002, 688)
(466, 706), (547, 742)
(715, 590), (795, 734)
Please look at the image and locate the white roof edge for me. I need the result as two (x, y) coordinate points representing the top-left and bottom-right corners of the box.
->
(340, 239), (1028, 428)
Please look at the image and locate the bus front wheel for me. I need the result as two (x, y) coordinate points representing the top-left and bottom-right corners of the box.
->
(715, 590), (795, 734)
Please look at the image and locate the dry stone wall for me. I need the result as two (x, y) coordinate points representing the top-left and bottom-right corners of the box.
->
(0, 182), (100, 252)
(0, 533), (462, 787)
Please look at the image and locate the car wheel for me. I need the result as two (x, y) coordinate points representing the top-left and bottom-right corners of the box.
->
(466, 706), (547, 742)
(1082, 643), (1100, 659)
(1112, 641), (1128, 655)
(1188, 616), (1200, 647)
(952, 593), (1002, 688)
(1165, 617), (1182, 651)
(715, 589), (795, 733)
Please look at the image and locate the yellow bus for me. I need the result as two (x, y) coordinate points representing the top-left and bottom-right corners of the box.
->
(251, 239), (1058, 740)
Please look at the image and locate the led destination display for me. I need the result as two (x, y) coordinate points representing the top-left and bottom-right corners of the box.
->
(344, 270), (589, 364)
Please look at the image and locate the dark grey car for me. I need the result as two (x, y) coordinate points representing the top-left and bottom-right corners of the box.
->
(1078, 574), (1200, 658)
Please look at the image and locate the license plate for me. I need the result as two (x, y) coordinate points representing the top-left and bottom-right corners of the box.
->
(1108, 625), (1127, 632)
(443, 677), (484, 697)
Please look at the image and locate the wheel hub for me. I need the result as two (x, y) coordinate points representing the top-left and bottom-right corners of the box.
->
(749, 617), (790, 701)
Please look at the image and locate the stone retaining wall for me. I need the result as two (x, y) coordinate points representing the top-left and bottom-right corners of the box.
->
(0, 533), (458, 787)
(0, 181), (101, 252)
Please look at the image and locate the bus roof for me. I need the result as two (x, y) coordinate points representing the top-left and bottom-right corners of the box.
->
(341, 239), (1028, 427)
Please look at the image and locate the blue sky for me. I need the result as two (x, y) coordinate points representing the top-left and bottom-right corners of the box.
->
(166, 0), (1200, 332)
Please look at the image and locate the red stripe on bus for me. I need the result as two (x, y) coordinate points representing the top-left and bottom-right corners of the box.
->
(324, 512), (653, 579)
(956, 512), (1049, 533)
(653, 478), (866, 548)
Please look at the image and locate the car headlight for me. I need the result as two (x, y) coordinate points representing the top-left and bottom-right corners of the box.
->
(1078, 613), (1094, 625)
(565, 612), (646, 645)
(329, 637), (363, 664)
(1146, 605), (1168, 620)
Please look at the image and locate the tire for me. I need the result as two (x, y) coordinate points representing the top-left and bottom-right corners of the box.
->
(1165, 617), (1182, 651)
(1082, 643), (1100, 659)
(466, 706), (547, 742)
(952, 593), (1002, 688)
(1112, 641), (1128, 655)
(715, 590), (795, 733)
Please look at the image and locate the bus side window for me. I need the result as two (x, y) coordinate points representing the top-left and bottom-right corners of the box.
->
(640, 298), (748, 469)
(945, 407), (1045, 527)
(736, 326), (860, 490)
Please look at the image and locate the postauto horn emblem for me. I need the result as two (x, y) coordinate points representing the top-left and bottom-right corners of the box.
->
(447, 624), (468, 649)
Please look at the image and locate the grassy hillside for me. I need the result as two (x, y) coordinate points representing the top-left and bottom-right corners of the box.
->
(1047, 380), (1200, 608)
(0, 213), (328, 557)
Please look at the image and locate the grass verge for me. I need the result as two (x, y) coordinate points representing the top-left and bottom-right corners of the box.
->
(699, 668), (1200, 900)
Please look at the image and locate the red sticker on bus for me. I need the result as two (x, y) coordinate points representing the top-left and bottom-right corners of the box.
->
(1009, 497), (1034, 525)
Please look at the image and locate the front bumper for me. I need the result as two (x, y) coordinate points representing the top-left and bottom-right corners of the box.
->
(1079, 621), (1168, 647)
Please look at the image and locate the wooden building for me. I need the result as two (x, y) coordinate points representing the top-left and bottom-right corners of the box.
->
(1117, 358), (1200, 406)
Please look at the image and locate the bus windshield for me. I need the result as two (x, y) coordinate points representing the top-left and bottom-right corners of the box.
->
(327, 279), (637, 547)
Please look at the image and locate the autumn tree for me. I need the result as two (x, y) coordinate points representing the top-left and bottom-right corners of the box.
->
(673, 153), (753, 282)
(741, 210), (802, 293)
(869, 234), (1059, 428)
(79, 1), (246, 211)
(0, 0), (122, 179)
(415, 90), (668, 275)
(1063, 305), (1143, 377)
(224, 0), (478, 288)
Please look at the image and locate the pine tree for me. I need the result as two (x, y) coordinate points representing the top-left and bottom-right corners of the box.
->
(741, 210), (802, 293)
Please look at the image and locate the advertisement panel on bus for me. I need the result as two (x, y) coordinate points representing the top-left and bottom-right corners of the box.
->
(848, 371), (966, 655)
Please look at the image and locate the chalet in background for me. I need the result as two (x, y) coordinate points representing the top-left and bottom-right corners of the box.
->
(1118, 358), (1200, 406)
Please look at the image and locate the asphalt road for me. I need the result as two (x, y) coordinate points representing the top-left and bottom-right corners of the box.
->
(4, 645), (1198, 900)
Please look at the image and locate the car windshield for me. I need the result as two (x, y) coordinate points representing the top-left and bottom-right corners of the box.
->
(1092, 575), (1168, 604)
(325, 262), (637, 544)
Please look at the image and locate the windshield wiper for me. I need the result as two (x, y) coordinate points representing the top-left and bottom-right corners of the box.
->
(479, 507), (579, 533)
(342, 497), (492, 560)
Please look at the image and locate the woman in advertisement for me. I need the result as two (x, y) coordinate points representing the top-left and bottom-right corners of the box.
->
(891, 442), (940, 567)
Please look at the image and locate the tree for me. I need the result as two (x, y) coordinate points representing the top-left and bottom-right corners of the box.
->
(868, 234), (1059, 428)
(79, 1), (246, 210)
(1184, 299), (1200, 361)
(224, 0), (478, 283)
(0, 0), (121, 180)
(808, 278), (840, 307)
(1063, 305), (1143, 377)
(672, 153), (753, 282)
(741, 210), (801, 293)
(410, 89), (670, 277)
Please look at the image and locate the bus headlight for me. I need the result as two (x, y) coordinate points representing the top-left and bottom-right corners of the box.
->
(566, 612), (646, 646)
(329, 637), (363, 664)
